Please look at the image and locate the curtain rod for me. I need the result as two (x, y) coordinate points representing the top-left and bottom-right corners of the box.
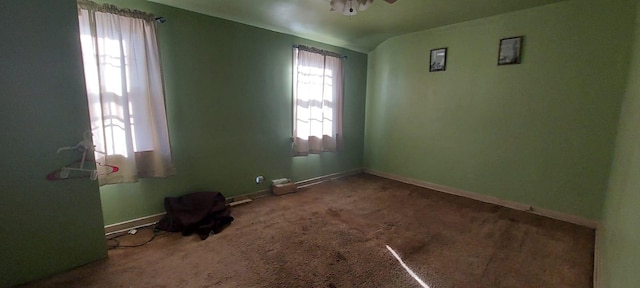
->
(293, 45), (348, 59)
(77, 0), (165, 23)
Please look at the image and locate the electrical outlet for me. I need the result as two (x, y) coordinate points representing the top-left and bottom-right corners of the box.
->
(255, 175), (264, 184)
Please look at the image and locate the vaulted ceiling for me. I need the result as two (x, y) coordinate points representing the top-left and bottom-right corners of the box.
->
(148, 0), (565, 53)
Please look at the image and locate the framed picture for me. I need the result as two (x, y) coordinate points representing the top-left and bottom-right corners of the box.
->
(429, 47), (447, 72)
(498, 36), (523, 65)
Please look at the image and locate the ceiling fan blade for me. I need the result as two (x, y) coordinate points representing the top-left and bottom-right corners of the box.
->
(384, 0), (398, 3)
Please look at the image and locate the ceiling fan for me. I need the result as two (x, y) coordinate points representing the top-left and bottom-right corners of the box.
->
(330, 0), (398, 16)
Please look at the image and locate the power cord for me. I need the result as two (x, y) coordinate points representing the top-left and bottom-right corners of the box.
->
(107, 226), (166, 250)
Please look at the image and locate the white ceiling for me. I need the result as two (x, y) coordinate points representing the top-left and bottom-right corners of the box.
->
(148, 0), (565, 53)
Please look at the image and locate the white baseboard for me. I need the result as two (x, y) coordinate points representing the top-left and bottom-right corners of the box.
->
(226, 188), (271, 202)
(104, 212), (166, 236)
(103, 168), (364, 235)
(296, 168), (363, 188)
(593, 228), (602, 288)
(364, 169), (599, 229)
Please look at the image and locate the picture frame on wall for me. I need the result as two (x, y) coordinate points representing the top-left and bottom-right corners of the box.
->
(498, 36), (523, 65)
(429, 47), (447, 72)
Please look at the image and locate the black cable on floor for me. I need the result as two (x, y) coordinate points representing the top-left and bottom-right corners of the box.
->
(107, 226), (166, 250)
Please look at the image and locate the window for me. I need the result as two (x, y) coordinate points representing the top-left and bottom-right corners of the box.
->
(292, 46), (344, 156)
(77, 0), (174, 185)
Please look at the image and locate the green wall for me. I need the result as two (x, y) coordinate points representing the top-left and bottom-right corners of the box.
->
(0, 1), (107, 286)
(599, 1), (640, 286)
(97, 0), (368, 225)
(364, 0), (635, 220)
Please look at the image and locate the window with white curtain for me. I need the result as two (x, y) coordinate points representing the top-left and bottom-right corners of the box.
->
(292, 46), (344, 156)
(77, 0), (175, 185)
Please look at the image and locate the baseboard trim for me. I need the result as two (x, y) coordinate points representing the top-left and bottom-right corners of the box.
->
(104, 212), (166, 236)
(593, 228), (602, 288)
(226, 188), (271, 203)
(104, 168), (364, 235)
(364, 169), (599, 229)
(296, 168), (363, 188)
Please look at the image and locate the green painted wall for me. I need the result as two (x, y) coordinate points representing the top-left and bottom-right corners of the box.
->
(599, 1), (640, 286)
(364, 0), (635, 220)
(97, 0), (368, 225)
(0, 1), (107, 287)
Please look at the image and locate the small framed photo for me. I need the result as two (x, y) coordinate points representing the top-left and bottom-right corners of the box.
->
(429, 47), (447, 72)
(498, 36), (523, 65)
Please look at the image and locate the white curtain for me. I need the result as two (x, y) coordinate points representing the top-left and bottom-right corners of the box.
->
(292, 47), (344, 156)
(78, 1), (175, 185)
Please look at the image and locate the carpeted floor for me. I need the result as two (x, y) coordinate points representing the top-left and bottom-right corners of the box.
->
(23, 174), (595, 288)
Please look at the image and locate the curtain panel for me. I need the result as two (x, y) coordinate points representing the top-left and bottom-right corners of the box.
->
(292, 47), (344, 156)
(77, 1), (175, 185)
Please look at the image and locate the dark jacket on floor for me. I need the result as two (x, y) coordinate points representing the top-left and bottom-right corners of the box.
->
(156, 191), (233, 240)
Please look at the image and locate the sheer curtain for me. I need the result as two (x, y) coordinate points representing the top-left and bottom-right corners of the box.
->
(77, 0), (175, 185)
(292, 46), (344, 156)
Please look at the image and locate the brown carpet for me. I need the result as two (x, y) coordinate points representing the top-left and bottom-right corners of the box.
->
(23, 174), (594, 288)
